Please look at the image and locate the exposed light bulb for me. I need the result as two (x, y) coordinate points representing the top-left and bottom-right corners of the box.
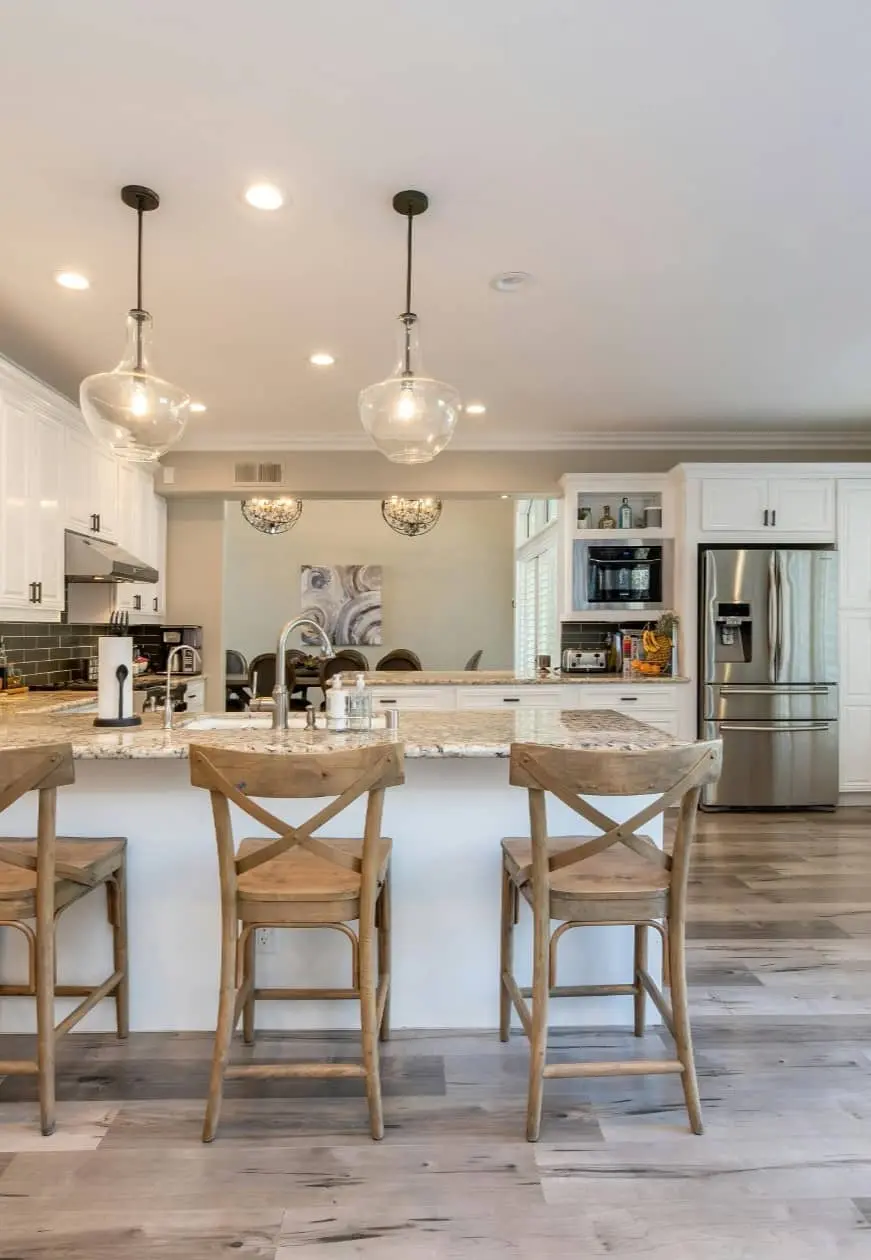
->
(395, 386), (420, 422)
(130, 384), (150, 417)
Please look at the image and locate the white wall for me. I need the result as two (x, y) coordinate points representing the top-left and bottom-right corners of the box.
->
(166, 497), (226, 709)
(222, 498), (514, 670)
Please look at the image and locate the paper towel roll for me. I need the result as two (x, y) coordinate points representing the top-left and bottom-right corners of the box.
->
(97, 637), (135, 723)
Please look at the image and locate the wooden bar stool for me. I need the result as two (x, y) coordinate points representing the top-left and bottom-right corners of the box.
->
(189, 742), (404, 1142)
(500, 740), (722, 1141)
(0, 744), (128, 1135)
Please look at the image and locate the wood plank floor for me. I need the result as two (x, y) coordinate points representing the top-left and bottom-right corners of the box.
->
(3, 809), (871, 1256)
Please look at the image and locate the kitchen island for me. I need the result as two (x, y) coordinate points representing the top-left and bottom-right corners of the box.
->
(0, 705), (684, 1033)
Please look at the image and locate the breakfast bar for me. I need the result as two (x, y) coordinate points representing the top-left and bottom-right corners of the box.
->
(0, 700), (682, 1034)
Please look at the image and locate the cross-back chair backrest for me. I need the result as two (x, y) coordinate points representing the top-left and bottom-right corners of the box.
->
(509, 741), (722, 894)
(0, 745), (96, 888)
(189, 743), (405, 893)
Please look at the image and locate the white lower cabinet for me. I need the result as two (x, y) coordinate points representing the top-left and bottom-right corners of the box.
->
(184, 679), (205, 714)
(366, 684), (682, 730)
(370, 688), (454, 711)
(840, 706), (871, 792)
(455, 686), (566, 710)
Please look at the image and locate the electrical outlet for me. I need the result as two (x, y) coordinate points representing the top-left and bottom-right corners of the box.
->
(255, 927), (276, 953)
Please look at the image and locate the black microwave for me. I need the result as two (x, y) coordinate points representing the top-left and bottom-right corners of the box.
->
(572, 542), (666, 611)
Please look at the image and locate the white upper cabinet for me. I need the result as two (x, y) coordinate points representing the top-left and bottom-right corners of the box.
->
(0, 402), (64, 613)
(64, 426), (118, 540)
(699, 474), (835, 536)
(838, 481), (871, 609)
(700, 477), (769, 532)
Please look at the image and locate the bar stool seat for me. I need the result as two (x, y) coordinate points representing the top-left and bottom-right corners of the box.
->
(502, 836), (669, 910)
(236, 836), (392, 911)
(0, 837), (125, 915)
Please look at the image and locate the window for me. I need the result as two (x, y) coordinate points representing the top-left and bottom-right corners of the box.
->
(515, 540), (558, 674)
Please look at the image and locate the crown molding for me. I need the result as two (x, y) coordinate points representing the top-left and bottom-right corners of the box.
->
(175, 427), (871, 454)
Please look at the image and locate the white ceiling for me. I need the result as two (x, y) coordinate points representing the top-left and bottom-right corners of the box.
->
(2, 0), (871, 450)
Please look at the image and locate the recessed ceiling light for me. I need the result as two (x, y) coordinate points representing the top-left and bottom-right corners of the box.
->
(500, 494), (510, 499)
(309, 352), (335, 367)
(55, 270), (90, 290)
(490, 271), (532, 293)
(244, 183), (284, 211)
(465, 402), (486, 415)
(189, 401), (207, 413)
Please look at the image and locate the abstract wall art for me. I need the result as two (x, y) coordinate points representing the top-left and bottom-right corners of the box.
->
(299, 564), (383, 646)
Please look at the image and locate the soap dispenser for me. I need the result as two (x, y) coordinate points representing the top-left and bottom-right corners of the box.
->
(326, 673), (348, 732)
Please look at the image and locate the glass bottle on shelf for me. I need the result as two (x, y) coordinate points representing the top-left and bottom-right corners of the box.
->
(618, 497), (633, 529)
(577, 503), (593, 529)
(598, 504), (616, 529)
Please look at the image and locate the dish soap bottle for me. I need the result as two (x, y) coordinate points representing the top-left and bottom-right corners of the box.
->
(326, 673), (348, 732)
(598, 504), (616, 529)
(618, 497), (633, 529)
(348, 673), (372, 731)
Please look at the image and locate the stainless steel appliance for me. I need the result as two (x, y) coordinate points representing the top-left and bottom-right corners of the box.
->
(561, 648), (608, 673)
(699, 547), (838, 809)
(156, 626), (203, 674)
(573, 541), (668, 612)
(65, 531), (158, 584)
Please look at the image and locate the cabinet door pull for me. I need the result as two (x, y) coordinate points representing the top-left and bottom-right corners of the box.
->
(502, 696), (521, 703)
(619, 696), (639, 702)
(90, 513), (98, 532)
(28, 581), (37, 604)
(378, 698), (397, 705)
(36, 581), (43, 604)
(771, 509), (776, 527)
(763, 508), (769, 527)
(153, 597), (158, 612)
(133, 594), (142, 611)
(95, 513), (101, 534)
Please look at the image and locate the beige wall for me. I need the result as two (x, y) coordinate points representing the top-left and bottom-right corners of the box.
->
(165, 497), (226, 710)
(222, 498), (515, 670)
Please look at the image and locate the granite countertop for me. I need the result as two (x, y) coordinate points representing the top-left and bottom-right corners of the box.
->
(0, 707), (686, 760)
(357, 670), (690, 686)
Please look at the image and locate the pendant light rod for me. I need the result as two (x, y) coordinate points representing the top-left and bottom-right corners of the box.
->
(121, 185), (160, 372)
(392, 190), (428, 376)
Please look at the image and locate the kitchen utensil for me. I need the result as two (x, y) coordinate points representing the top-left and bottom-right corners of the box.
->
(115, 664), (128, 721)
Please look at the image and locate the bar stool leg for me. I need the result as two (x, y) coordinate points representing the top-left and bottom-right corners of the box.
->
(35, 892), (56, 1137)
(203, 910), (238, 1143)
(668, 913), (703, 1135)
(242, 928), (256, 1046)
(109, 859), (129, 1039)
(359, 910), (384, 1140)
(526, 903), (549, 1142)
(499, 864), (514, 1042)
(377, 869), (392, 1043)
(633, 923), (647, 1038)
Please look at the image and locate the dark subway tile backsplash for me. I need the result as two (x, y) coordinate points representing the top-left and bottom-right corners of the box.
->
(0, 622), (164, 687)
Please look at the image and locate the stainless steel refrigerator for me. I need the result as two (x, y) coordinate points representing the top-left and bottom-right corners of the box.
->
(699, 547), (838, 809)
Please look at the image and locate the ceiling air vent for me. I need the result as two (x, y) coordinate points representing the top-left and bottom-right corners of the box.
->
(234, 461), (283, 486)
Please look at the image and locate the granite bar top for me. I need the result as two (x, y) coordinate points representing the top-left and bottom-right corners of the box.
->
(0, 708), (686, 760)
(356, 671), (690, 686)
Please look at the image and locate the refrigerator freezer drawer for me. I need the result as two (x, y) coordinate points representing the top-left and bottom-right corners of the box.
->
(702, 719), (838, 809)
(703, 683), (838, 723)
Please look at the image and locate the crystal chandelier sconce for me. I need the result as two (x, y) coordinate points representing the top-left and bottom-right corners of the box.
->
(241, 497), (304, 535)
(80, 185), (190, 463)
(381, 496), (443, 537)
(359, 190), (461, 464)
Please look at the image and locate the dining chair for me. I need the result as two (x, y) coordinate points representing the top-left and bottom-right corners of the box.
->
(225, 649), (248, 679)
(464, 649), (484, 671)
(0, 744), (128, 1135)
(376, 649), (422, 671)
(500, 739), (722, 1140)
(190, 741), (404, 1141)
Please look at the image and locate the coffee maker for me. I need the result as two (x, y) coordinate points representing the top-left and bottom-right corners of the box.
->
(156, 626), (202, 674)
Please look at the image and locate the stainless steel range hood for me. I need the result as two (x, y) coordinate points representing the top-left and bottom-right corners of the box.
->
(64, 531), (158, 584)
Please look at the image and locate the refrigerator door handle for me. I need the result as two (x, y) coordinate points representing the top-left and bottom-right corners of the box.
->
(717, 722), (832, 733)
(775, 549), (784, 682)
(767, 552), (777, 683)
(717, 686), (832, 696)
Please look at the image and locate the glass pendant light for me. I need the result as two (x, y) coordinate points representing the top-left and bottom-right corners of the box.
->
(381, 496), (442, 537)
(80, 185), (190, 463)
(241, 497), (303, 535)
(359, 190), (461, 464)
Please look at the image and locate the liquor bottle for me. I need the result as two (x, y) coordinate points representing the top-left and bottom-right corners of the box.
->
(618, 497), (633, 529)
(598, 505), (616, 529)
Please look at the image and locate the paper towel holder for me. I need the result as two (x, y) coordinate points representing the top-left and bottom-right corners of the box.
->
(94, 661), (142, 728)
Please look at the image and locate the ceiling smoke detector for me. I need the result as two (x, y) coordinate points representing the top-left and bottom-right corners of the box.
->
(490, 271), (532, 293)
